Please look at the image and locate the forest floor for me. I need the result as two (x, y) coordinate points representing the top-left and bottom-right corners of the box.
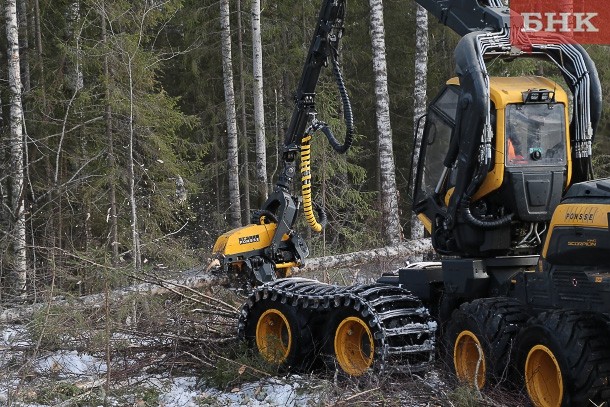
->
(0, 261), (533, 406)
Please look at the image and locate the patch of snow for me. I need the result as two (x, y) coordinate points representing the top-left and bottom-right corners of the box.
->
(151, 374), (321, 407)
(158, 376), (200, 407)
(35, 350), (107, 377)
(200, 376), (318, 407)
(1, 326), (30, 347)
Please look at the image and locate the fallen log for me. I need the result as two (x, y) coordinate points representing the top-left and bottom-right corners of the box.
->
(0, 238), (432, 324)
(296, 238), (433, 272)
(0, 268), (229, 324)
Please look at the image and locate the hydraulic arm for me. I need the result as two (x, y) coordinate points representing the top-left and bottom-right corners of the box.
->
(213, 0), (353, 284)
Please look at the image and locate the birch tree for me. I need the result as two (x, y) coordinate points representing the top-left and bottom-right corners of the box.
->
(369, 0), (401, 244)
(220, 0), (242, 228)
(411, 4), (428, 240)
(252, 0), (267, 205)
(5, 0), (27, 297)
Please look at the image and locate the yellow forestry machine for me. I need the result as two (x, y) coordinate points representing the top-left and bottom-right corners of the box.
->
(211, 1), (610, 405)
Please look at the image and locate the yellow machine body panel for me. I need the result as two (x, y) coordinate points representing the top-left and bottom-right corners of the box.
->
(213, 223), (281, 257)
(541, 203), (610, 259)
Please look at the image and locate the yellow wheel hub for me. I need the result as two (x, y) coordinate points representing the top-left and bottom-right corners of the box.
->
(255, 308), (292, 364)
(334, 316), (374, 376)
(525, 344), (563, 407)
(454, 330), (487, 389)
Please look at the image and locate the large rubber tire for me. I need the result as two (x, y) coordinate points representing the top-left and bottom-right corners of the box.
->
(323, 307), (382, 377)
(445, 297), (529, 389)
(515, 311), (610, 407)
(243, 299), (315, 371)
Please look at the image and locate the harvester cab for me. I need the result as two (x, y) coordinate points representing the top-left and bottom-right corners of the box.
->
(414, 76), (572, 257)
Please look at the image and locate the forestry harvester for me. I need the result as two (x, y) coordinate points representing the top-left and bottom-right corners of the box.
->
(211, 1), (610, 405)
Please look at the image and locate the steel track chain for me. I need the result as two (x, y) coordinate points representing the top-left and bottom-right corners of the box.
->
(238, 278), (436, 374)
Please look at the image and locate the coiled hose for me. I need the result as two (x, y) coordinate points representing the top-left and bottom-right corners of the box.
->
(301, 134), (327, 232)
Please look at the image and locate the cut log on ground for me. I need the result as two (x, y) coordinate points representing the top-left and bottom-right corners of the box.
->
(295, 238), (433, 273)
(0, 238), (432, 324)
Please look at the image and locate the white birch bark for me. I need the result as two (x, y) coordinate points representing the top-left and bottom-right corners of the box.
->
(251, 0), (267, 205)
(5, 0), (27, 297)
(369, 0), (401, 244)
(220, 0), (242, 228)
(410, 4), (428, 240)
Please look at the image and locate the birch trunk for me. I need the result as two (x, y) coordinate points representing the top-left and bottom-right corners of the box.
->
(0, 238), (432, 324)
(369, 0), (401, 245)
(410, 4), (428, 240)
(5, 0), (27, 298)
(251, 0), (268, 205)
(220, 0), (242, 228)
(236, 0), (251, 219)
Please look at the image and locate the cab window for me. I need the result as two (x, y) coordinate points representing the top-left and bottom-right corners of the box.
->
(505, 103), (566, 166)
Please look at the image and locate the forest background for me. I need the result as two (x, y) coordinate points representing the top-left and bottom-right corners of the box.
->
(0, 0), (608, 302)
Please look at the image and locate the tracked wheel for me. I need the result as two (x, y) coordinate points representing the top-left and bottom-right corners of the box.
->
(326, 310), (379, 376)
(515, 311), (610, 407)
(323, 284), (436, 377)
(241, 299), (314, 370)
(445, 297), (529, 389)
(239, 279), (435, 376)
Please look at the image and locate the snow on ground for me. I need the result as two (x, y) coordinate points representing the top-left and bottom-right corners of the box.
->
(155, 375), (320, 407)
(35, 350), (107, 377)
(0, 326), (324, 407)
(0, 324), (452, 406)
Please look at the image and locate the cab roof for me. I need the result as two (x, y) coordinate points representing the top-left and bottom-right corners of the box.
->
(446, 76), (569, 108)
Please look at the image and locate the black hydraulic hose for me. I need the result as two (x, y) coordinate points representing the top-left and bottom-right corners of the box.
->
(251, 210), (278, 225)
(314, 201), (328, 229)
(321, 55), (354, 154)
(462, 199), (513, 229)
(461, 164), (513, 229)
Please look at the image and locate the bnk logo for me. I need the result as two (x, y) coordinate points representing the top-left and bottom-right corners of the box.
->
(521, 13), (598, 33)
(511, 0), (610, 45)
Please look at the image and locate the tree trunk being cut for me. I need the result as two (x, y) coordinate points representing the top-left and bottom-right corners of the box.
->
(0, 239), (431, 324)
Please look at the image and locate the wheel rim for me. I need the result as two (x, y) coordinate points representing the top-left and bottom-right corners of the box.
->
(454, 330), (487, 389)
(255, 308), (292, 364)
(525, 344), (563, 407)
(334, 316), (374, 376)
